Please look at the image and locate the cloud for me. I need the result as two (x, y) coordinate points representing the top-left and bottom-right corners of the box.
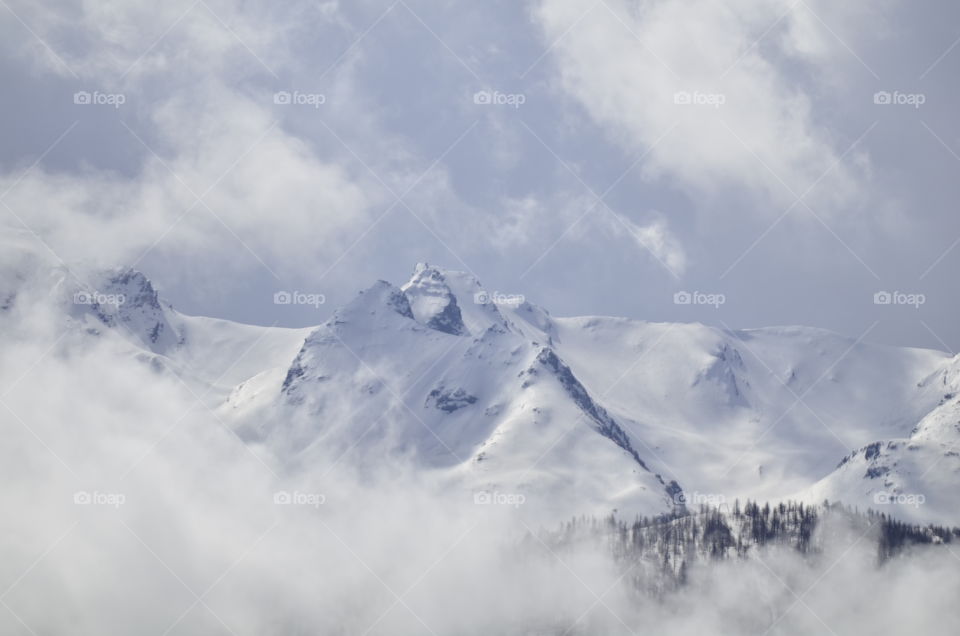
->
(477, 193), (686, 277)
(0, 0), (384, 289)
(2, 0), (304, 80)
(532, 0), (875, 213)
(1, 93), (378, 282)
(0, 276), (958, 633)
(485, 192), (591, 249)
(2, 0), (958, 348)
(615, 212), (687, 276)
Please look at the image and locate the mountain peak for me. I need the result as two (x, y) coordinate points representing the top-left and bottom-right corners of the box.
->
(401, 263), (517, 338)
(409, 261), (468, 280)
(411, 261), (437, 276)
(401, 264), (467, 336)
(340, 279), (415, 322)
(75, 267), (182, 353)
(102, 267), (162, 309)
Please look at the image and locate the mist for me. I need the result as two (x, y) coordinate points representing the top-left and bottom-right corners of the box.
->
(3, 0), (960, 632)
(1, 283), (958, 635)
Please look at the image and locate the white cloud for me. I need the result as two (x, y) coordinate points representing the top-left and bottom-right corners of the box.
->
(2, 93), (378, 282)
(0, 281), (957, 632)
(0, 0), (382, 286)
(615, 212), (687, 276)
(532, 0), (876, 213)
(3, 0), (305, 80)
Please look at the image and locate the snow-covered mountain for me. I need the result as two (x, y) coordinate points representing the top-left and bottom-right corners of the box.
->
(4, 247), (958, 524)
(0, 232), (311, 406)
(225, 264), (683, 519)
(799, 359), (960, 523)
(219, 263), (958, 523)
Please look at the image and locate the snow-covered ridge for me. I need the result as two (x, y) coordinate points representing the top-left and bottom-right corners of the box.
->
(224, 263), (960, 524)
(4, 250), (958, 523)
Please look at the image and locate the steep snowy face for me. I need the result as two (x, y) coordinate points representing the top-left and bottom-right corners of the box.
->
(800, 391), (960, 525)
(0, 248), (311, 401)
(401, 262), (511, 337)
(523, 347), (649, 470)
(545, 317), (950, 507)
(400, 263), (467, 336)
(504, 300), (557, 344)
(280, 279), (421, 403)
(0, 239), (182, 356)
(918, 352), (960, 398)
(229, 265), (682, 519)
(219, 264), (960, 523)
(12, 247), (958, 524)
(516, 346), (684, 504)
(692, 343), (750, 408)
(260, 277), (477, 458)
(792, 353), (960, 524)
(82, 268), (184, 353)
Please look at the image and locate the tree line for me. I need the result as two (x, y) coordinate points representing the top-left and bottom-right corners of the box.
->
(534, 500), (959, 595)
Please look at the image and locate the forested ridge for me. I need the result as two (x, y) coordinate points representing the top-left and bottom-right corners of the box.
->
(533, 501), (959, 595)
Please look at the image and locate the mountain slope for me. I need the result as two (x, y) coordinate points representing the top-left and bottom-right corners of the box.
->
(798, 362), (960, 524)
(226, 267), (682, 519)
(220, 263), (956, 523)
(0, 236), (311, 405)
(535, 316), (948, 507)
(4, 243), (957, 524)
